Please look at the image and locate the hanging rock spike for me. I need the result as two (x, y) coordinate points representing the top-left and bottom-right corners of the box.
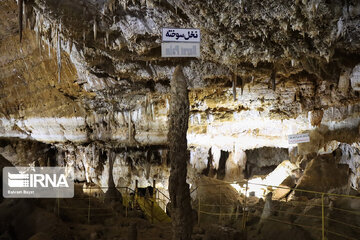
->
(57, 21), (62, 83)
(93, 18), (97, 40)
(68, 38), (73, 54)
(232, 65), (237, 101)
(241, 76), (244, 95)
(23, 0), (26, 29)
(271, 69), (276, 91)
(19, 0), (23, 42)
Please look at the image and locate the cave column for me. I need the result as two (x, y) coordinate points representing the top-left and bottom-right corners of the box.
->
(168, 66), (193, 240)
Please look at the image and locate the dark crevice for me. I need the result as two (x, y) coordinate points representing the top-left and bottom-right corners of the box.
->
(217, 150), (229, 180)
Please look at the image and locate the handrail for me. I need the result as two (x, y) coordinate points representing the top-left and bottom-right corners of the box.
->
(156, 188), (170, 201)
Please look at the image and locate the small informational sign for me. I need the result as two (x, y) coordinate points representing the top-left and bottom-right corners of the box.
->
(162, 28), (200, 42)
(161, 42), (200, 58)
(288, 133), (310, 144)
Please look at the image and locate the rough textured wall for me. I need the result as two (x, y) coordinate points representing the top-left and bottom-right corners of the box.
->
(0, 0), (360, 192)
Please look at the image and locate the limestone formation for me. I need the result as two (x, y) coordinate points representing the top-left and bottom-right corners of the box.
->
(168, 66), (193, 240)
(0, 0), (360, 239)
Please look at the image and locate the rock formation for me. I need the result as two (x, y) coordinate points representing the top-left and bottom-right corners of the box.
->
(168, 66), (192, 240)
(0, 0), (360, 239)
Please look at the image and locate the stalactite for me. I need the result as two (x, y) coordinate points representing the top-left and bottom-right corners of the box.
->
(19, 0), (23, 42)
(151, 102), (155, 120)
(128, 111), (132, 142)
(291, 59), (295, 67)
(109, 1), (113, 13)
(23, 0), (26, 29)
(271, 70), (276, 91)
(38, 14), (43, 56)
(48, 39), (51, 57)
(166, 98), (169, 112)
(105, 31), (109, 48)
(232, 65), (237, 101)
(241, 76), (244, 95)
(57, 22), (62, 83)
(35, 13), (40, 54)
(92, 144), (96, 163)
(93, 18), (97, 41)
(68, 38), (73, 54)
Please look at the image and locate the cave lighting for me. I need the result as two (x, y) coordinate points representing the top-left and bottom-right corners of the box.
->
(234, 160), (296, 198)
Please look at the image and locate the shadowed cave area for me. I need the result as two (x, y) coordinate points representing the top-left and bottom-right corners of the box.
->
(0, 0), (360, 240)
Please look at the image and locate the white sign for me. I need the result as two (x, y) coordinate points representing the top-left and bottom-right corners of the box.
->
(162, 28), (200, 42)
(288, 133), (310, 144)
(161, 42), (200, 58)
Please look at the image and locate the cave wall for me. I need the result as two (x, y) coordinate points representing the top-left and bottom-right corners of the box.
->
(0, 0), (360, 194)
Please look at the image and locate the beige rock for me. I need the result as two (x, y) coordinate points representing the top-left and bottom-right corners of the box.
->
(298, 129), (325, 155)
(272, 176), (295, 200)
(350, 64), (360, 91)
(309, 109), (324, 127)
(295, 154), (350, 198)
(338, 68), (351, 95)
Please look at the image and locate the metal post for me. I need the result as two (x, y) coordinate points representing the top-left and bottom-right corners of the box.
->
(236, 203), (239, 220)
(57, 186), (60, 216)
(153, 179), (156, 202)
(88, 187), (91, 223)
(198, 186), (201, 226)
(57, 198), (60, 216)
(242, 180), (249, 231)
(322, 193), (325, 240)
(151, 179), (156, 224)
(135, 180), (138, 209)
(219, 186), (222, 224)
(125, 187), (128, 217)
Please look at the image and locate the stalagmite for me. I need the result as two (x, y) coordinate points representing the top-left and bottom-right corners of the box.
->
(168, 66), (193, 240)
(19, 0), (23, 42)
(104, 150), (123, 207)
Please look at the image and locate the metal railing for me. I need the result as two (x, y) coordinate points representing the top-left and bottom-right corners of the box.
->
(193, 179), (360, 240)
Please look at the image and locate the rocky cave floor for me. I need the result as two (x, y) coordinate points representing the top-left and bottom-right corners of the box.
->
(1, 180), (359, 240)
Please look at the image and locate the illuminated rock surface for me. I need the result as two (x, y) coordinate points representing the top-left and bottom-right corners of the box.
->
(0, 0), (360, 239)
